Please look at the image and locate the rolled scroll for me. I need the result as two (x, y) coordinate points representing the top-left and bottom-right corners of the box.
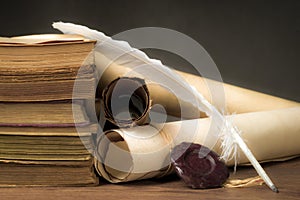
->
(95, 107), (300, 183)
(96, 52), (299, 127)
(100, 77), (150, 129)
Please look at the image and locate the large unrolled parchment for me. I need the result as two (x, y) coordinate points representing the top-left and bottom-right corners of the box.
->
(96, 52), (299, 127)
(95, 107), (300, 183)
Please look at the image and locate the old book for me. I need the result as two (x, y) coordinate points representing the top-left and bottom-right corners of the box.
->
(0, 159), (97, 186)
(0, 126), (98, 186)
(0, 34), (99, 186)
(0, 101), (91, 127)
(0, 34), (96, 102)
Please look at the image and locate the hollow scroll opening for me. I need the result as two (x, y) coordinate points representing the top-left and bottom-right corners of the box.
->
(103, 77), (150, 127)
(99, 130), (133, 182)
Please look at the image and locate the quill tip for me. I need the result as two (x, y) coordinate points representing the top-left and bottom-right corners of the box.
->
(270, 185), (279, 193)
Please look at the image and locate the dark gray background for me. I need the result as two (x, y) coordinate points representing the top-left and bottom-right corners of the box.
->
(1, 0), (299, 101)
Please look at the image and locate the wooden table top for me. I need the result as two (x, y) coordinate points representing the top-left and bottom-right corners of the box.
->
(1, 158), (299, 200)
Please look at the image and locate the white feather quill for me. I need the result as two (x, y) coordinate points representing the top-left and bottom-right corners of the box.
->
(53, 22), (278, 192)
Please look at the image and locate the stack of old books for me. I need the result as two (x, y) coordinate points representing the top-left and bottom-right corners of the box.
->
(0, 34), (99, 186)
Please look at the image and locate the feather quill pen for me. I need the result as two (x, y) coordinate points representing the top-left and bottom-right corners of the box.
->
(53, 22), (278, 192)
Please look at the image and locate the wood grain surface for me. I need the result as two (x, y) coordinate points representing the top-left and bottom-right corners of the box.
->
(1, 157), (299, 200)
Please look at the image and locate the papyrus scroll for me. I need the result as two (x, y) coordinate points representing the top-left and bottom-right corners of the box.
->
(95, 107), (300, 183)
(96, 52), (299, 127)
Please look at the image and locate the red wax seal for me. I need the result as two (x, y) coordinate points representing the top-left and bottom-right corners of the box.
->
(171, 142), (229, 189)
